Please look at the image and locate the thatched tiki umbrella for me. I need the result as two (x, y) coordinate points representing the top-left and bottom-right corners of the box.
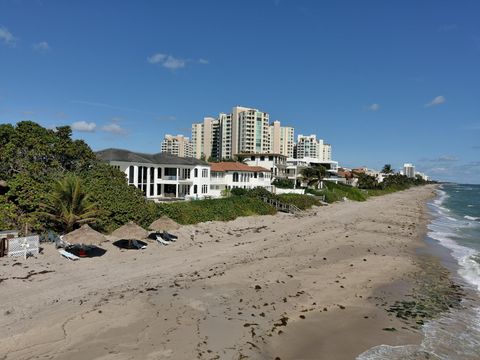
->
(149, 216), (180, 232)
(110, 222), (149, 250)
(64, 224), (106, 247)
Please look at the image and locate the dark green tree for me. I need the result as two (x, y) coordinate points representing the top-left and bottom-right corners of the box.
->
(381, 164), (394, 174)
(40, 174), (101, 233)
(357, 173), (379, 189)
(300, 165), (327, 188)
(81, 163), (160, 232)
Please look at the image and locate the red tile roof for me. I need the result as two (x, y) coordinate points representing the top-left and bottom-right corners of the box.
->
(209, 162), (270, 173)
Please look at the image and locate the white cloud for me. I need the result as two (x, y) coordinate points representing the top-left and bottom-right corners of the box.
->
(71, 121), (96, 132)
(425, 95), (446, 107)
(102, 123), (127, 135)
(437, 155), (458, 162)
(147, 53), (167, 64)
(367, 103), (380, 111)
(438, 24), (457, 32)
(198, 58), (209, 64)
(0, 26), (16, 46)
(147, 53), (186, 69)
(33, 41), (50, 52)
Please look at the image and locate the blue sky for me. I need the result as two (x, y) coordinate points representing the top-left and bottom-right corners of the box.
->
(0, 0), (479, 183)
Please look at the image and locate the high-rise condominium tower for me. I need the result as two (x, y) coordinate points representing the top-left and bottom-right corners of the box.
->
(161, 134), (193, 158)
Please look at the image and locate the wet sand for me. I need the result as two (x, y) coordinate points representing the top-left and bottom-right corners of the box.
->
(0, 185), (436, 360)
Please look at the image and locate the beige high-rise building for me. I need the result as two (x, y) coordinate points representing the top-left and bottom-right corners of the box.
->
(322, 143), (332, 161)
(192, 106), (274, 160)
(269, 120), (294, 158)
(295, 134), (332, 161)
(237, 107), (270, 154)
(191, 117), (220, 160)
(161, 134), (193, 158)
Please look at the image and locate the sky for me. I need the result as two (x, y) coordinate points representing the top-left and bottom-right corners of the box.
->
(0, 0), (479, 183)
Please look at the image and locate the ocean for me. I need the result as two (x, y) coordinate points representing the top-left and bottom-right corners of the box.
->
(358, 184), (480, 360)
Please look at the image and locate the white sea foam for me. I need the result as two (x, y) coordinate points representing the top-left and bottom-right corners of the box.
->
(357, 185), (480, 360)
(464, 215), (480, 221)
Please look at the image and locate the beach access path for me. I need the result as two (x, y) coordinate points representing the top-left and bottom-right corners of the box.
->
(0, 185), (436, 360)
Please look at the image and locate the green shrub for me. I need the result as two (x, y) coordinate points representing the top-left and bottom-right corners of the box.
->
(306, 182), (368, 203)
(277, 194), (320, 210)
(81, 163), (161, 232)
(272, 178), (295, 189)
(158, 196), (276, 224)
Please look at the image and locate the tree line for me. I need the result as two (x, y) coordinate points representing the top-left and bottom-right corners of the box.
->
(0, 121), (161, 234)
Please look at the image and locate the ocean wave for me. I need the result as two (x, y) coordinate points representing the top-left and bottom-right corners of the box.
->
(356, 345), (436, 360)
(358, 187), (480, 360)
(464, 215), (480, 221)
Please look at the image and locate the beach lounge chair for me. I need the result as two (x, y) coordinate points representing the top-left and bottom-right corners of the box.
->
(162, 231), (177, 242)
(59, 249), (80, 261)
(155, 236), (170, 246)
(132, 240), (147, 249)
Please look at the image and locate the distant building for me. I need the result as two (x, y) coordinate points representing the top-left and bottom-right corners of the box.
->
(322, 143), (332, 161)
(415, 171), (429, 181)
(209, 162), (273, 197)
(403, 163), (416, 178)
(295, 135), (332, 161)
(269, 120), (295, 158)
(191, 117), (221, 160)
(161, 134), (193, 158)
(97, 148), (211, 200)
(240, 153), (287, 178)
(191, 106), (296, 160)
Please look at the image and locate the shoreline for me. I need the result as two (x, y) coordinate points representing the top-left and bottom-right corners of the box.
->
(0, 185), (453, 360)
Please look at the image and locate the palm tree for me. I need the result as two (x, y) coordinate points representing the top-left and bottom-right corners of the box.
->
(41, 174), (101, 232)
(381, 164), (394, 174)
(300, 165), (327, 189)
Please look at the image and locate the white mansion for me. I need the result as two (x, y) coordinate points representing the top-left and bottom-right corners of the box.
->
(97, 148), (211, 200)
(97, 148), (274, 200)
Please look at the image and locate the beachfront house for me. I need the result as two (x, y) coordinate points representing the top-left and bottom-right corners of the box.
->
(209, 162), (273, 197)
(238, 153), (287, 179)
(97, 148), (212, 200)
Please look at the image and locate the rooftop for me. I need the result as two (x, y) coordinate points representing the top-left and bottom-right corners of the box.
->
(96, 148), (208, 166)
(210, 162), (269, 173)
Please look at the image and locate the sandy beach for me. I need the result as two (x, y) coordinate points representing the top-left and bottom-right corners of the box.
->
(0, 185), (438, 360)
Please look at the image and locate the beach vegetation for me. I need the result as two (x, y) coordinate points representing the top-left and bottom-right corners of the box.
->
(271, 178), (295, 189)
(307, 181), (368, 203)
(381, 164), (394, 174)
(300, 165), (327, 188)
(158, 196), (276, 224)
(230, 187), (319, 210)
(277, 193), (320, 210)
(40, 174), (102, 232)
(0, 121), (160, 234)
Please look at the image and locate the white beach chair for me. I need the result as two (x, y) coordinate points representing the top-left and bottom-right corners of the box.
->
(155, 236), (170, 246)
(162, 231), (177, 242)
(59, 249), (80, 261)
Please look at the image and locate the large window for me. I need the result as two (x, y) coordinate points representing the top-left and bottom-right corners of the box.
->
(202, 184), (208, 194)
(194, 168), (198, 178)
(157, 167), (162, 179)
(202, 169), (208, 178)
(150, 167), (155, 182)
(137, 166), (142, 184)
(233, 172), (239, 182)
(164, 167), (177, 179)
(128, 166), (134, 184)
